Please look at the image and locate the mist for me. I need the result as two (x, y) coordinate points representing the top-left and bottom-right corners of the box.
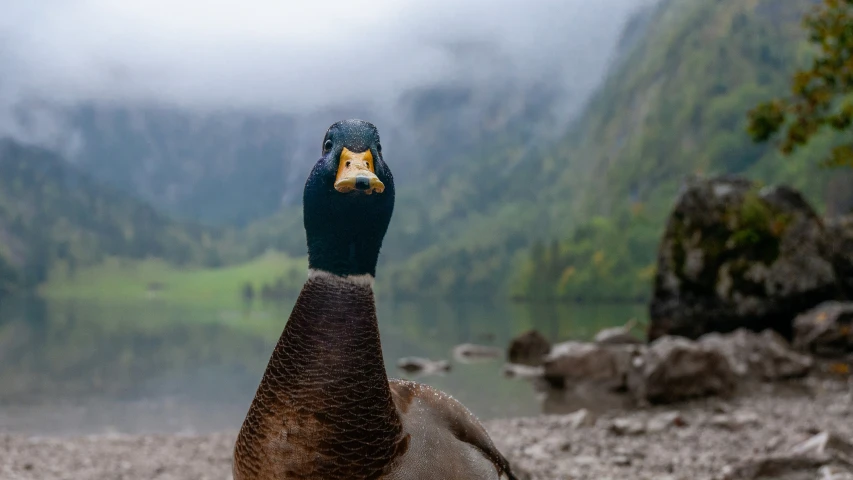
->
(1, 0), (651, 144)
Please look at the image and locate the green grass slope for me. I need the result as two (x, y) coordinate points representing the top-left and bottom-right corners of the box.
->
(40, 251), (306, 307)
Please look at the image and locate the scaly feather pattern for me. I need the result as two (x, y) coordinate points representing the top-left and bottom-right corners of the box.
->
(233, 274), (409, 480)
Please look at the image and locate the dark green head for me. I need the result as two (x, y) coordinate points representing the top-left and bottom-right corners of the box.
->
(303, 119), (395, 278)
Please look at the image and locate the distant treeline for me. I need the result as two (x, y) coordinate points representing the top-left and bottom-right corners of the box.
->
(0, 141), (232, 293)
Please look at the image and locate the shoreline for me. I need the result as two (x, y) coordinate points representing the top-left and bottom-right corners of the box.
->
(2, 377), (850, 480)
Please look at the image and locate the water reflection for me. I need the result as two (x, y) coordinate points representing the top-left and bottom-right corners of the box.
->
(0, 295), (644, 435)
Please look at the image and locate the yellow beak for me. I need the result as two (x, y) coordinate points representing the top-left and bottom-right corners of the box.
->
(334, 147), (385, 195)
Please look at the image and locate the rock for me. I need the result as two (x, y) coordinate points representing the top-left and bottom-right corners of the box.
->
(718, 455), (828, 480)
(608, 418), (646, 436)
(502, 363), (544, 380)
(396, 357), (451, 375)
(627, 335), (737, 404)
(820, 465), (853, 480)
(452, 343), (502, 363)
(507, 330), (552, 366)
(789, 431), (853, 466)
(718, 431), (853, 479)
(521, 442), (552, 462)
(827, 215), (853, 299)
(829, 403), (851, 417)
(646, 411), (688, 433)
(698, 329), (813, 380)
(594, 319), (643, 345)
(563, 408), (596, 429)
(709, 411), (761, 431)
(765, 436), (785, 452)
(649, 175), (842, 342)
(543, 341), (643, 390)
(793, 302), (853, 357)
(540, 380), (636, 414)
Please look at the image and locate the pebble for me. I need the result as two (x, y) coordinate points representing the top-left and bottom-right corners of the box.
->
(820, 465), (853, 480)
(564, 408), (596, 429)
(709, 411), (760, 431)
(609, 418), (646, 435)
(647, 411), (687, 433)
(1, 380), (852, 480)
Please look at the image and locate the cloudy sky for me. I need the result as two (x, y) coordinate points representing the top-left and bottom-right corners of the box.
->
(1, 0), (651, 149)
(1, 0), (651, 107)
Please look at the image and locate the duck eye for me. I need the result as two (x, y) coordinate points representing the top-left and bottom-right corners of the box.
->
(323, 139), (333, 152)
(376, 143), (382, 153)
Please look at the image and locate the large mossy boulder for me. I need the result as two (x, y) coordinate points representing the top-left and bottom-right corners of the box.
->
(649, 175), (841, 341)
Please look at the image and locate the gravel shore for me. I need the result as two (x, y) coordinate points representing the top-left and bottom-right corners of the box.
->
(1, 378), (851, 480)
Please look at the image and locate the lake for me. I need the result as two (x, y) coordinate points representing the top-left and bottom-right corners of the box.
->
(0, 295), (645, 436)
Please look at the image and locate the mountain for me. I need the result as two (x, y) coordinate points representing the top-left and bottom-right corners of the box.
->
(0, 77), (573, 300)
(66, 106), (303, 226)
(50, 79), (591, 299)
(225, 82), (566, 298)
(1, 2), (646, 299)
(565, 0), (825, 211)
(0, 140), (231, 295)
(511, 0), (853, 301)
(61, 78), (577, 228)
(8, 0), (851, 303)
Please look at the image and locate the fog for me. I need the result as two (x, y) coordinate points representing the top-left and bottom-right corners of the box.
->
(1, 0), (652, 150)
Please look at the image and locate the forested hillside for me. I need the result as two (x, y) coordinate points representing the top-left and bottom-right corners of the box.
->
(0, 140), (232, 295)
(192, 83), (567, 299)
(510, 0), (853, 302)
(0, 81), (565, 299)
(64, 81), (571, 228)
(6, 0), (851, 303)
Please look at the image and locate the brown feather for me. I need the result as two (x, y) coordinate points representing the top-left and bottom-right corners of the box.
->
(388, 380), (518, 480)
(233, 274), (518, 479)
(233, 276), (407, 480)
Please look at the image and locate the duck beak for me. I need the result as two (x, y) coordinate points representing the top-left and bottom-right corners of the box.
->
(334, 147), (385, 195)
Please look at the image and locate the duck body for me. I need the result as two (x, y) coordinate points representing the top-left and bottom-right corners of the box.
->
(385, 379), (515, 480)
(233, 120), (517, 480)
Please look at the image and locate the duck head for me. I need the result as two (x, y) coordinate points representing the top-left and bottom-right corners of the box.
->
(303, 119), (395, 278)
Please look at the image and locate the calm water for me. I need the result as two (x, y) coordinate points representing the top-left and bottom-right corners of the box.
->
(0, 296), (644, 436)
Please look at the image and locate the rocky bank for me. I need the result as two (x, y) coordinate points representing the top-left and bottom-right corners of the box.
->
(3, 176), (852, 480)
(1, 377), (851, 480)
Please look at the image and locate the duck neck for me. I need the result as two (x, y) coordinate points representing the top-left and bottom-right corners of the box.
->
(238, 269), (404, 474)
(270, 269), (396, 413)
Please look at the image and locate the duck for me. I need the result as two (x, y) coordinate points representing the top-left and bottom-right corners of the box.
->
(233, 119), (519, 480)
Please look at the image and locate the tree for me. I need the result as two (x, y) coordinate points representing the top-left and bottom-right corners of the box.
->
(747, 0), (853, 168)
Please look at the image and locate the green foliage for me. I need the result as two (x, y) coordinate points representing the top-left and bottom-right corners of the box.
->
(748, 0), (853, 168)
(510, 210), (659, 302)
(9, 0), (847, 304)
(40, 251), (306, 307)
(0, 140), (239, 291)
(508, 0), (837, 302)
(728, 188), (786, 263)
